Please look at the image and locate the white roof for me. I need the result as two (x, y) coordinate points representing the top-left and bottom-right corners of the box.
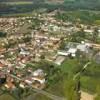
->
(19, 84), (25, 88)
(25, 80), (32, 84)
(58, 51), (69, 56)
(98, 30), (100, 32)
(84, 29), (93, 33)
(71, 53), (76, 57)
(33, 69), (44, 76)
(67, 48), (77, 54)
(77, 44), (87, 52)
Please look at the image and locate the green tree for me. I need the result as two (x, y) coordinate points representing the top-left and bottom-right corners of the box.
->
(95, 85), (100, 100)
(63, 78), (80, 100)
(71, 30), (86, 42)
(92, 28), (99, 43)
(0, 32), (7, 37)
(59, 40), (66, 50)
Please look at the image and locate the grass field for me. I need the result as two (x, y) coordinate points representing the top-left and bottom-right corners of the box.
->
(2, 1), (33, 5)
(80, 76), (100, 93)
(60, 58), (78, 73)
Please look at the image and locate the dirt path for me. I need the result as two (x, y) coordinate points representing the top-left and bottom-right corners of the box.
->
(81, 91), (94, 100)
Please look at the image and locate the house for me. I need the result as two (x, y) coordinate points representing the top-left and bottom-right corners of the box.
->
(77, 44), (87, 52)
(19, 82), (25, 89)
(25, 79), (33, 85)
(5, 82), (15, 89)
(98, 29), (100, 37)
(32, 80), (45, 89)
(32, 69), (45, 77)
(0, 62), (5, 69)
(0, 48), (6, 53)
(32, 77), (45, 84)
(67, 48), (77, 57)
(94, 52), (100, 64)
(77, 43), (91, 53)
(20, 48), (30, 56)
(54, 56), (66, 65)
(32, 69), (46, 86)
(84, 29), (94, 35)
(58, 51), (69, 56)
(58, 47), (77, 57)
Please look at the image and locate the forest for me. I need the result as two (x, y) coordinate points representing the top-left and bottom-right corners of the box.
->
(0, 0), (100, 16)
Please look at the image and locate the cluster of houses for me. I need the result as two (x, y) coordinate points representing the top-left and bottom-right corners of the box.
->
(55, 42), (89, 65)
(0, 11), (100, 92)
(55, 41), (100, 65)
(0, 16), (62, 91)
(0, 56), (46, 90)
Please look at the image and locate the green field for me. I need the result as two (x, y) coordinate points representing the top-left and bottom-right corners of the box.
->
(80, 76), (100, 93)
(2, 1), (33, 5)
(60, 58), (79, 73)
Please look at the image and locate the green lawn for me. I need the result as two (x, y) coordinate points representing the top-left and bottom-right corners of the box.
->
(80, 76), (100, 93)
(60, 58), (79, 73)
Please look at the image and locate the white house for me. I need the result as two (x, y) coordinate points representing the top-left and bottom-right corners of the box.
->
(58, 51), (69, 56)
(33, 69), (44, 77)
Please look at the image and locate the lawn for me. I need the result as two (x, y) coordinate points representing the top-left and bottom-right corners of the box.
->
(80, 76), (100, 93)
(60, 58), (79, 73)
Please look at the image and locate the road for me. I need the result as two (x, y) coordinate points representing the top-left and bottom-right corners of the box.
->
(73, 62), (91, 80)
(2, 62), (91, 100)
(5, 73), (66, 100)
(30, 87), (66, 100)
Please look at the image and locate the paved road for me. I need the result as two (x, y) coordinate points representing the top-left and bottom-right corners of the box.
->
(6, 73), (66, 100)
(29, 87), (66, 100)
(2, 62), (91, 100)
(73, 62), (91, 80)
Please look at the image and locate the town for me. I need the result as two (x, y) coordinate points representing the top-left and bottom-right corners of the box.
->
(0, 10), (100, 100)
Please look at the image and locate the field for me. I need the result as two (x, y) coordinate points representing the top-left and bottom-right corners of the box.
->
(1, 1), (33, 5)
(60, 58), (79, 73)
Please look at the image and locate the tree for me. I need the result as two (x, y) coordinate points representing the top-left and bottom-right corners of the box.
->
(95, 85), (100, 100)
(0, 32), (7, 37)
(71, 30), (86, 42)
(33, 0), (45, 4)
(59, 40), (66, 50)
(63, 78), (80, 100)
(23, 36), (31, 43)
(40, 54), (45, 59)
(92, 28), (99, 43)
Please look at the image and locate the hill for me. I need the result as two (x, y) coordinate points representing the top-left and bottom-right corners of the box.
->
(63, 0), (100, 10)
(0, 0), (100, 16)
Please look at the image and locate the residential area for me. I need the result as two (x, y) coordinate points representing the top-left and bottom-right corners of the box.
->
(0, 10), (100, 100)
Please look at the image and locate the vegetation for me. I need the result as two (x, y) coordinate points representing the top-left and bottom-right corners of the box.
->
(60, 58), (79, 74)
(0, 32), (7, 37)
(0, 1), (99, 100)
(70, 30), (86, 42)
(63, 78), (80, 100)
(80, 62), (100, 93)
(0, 0), (100, 16)
(55, 11), (100, 25)
(63, 0), (100, 10)
(95, 86), (100, 100)
(0, 94), (15, 100)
